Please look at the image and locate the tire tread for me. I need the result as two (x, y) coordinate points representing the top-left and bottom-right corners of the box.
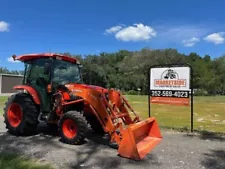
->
(59, 111), (90, 145)
(3, 93), (39, 135)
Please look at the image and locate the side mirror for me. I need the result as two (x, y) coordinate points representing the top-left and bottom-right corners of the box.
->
(44, 63), (50, 75)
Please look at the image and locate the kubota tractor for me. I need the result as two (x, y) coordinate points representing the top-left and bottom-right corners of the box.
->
(3, 53), (162, 160)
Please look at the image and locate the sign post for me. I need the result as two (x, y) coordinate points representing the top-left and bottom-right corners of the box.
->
(148, 64), (194, 132)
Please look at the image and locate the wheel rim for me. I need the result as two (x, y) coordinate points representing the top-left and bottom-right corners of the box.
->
(7, 103), (23, 127)
(62, 119), (77, 139)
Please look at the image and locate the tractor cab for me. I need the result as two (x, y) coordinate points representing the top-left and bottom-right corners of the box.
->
(15, 54), (83, 113)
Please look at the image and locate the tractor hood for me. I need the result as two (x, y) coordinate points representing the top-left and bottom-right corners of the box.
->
(65, 83), (108, 93)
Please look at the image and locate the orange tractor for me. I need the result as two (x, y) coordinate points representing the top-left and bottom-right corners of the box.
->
(3, 53), (162, 160)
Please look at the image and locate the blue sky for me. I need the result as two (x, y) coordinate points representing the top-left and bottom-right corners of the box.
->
(0, 0), (225, 70)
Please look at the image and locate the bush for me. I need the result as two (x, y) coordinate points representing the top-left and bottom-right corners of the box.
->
(193, 89), (208, 96)
(124, 90), (139, 95)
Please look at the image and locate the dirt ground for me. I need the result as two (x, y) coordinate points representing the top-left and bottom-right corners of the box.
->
(0, 116), (224, 169)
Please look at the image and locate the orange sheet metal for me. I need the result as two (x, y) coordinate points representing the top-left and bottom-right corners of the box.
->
(118, 117), (162, 160)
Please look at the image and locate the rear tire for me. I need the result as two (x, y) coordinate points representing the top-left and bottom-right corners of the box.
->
(3, 93), (40, 135)
(59, 111), (89, 145)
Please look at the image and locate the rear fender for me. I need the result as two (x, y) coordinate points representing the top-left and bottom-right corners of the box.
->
(13, 85), (41, 105)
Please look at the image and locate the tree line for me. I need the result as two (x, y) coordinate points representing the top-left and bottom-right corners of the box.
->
(1, 48), (225, 95)
(62, 48), (225, 96)
(0, 67), (23, 76)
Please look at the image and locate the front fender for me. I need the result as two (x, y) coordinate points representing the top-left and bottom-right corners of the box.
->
(13, 85), (41, 105)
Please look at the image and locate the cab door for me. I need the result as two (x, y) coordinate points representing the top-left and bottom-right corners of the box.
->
(25, 58), (52, 112)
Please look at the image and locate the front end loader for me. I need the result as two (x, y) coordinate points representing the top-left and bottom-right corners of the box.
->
(3, 53), (162, 160)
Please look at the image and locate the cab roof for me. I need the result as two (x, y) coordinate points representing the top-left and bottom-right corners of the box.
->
(13, 53), (78, 63)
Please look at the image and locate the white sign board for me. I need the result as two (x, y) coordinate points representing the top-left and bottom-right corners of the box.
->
(150, 67), (190, 91)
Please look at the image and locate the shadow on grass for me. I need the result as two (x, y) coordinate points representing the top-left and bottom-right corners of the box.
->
(201, 149), (225, 169)
(0, 122), (162, 169)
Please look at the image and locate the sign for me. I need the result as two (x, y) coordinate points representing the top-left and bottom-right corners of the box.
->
(147, 64), (194, 132)
(149, 67), (190, 106)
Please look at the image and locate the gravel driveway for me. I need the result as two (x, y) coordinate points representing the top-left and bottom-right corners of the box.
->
(0, 116), (224, 169)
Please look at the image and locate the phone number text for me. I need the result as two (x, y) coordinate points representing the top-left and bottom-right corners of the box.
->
(150, 90), (190, 98)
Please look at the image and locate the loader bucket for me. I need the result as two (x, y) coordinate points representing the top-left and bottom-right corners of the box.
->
(118, 117), (162, 160)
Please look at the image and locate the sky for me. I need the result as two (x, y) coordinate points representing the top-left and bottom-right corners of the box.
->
(0, 0), (225, 70)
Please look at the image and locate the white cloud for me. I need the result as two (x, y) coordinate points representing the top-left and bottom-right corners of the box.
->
(115, 24), (156, 42)
(158, 25), (210, 43)
(105, 23), (156, 42)
(0, 21), (10, 32)
(105, 22), (225, 45)
(7, 57), (19, 63)
(154, 23), (215, 46)
(105, 25), (123, 34)
(182, 37), (200, 47)
(203, 32), (225, 44)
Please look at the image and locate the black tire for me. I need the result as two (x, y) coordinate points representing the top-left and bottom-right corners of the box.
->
(85, 115), (105, 134)
(3, 93), (40, 135)
(59, 111), (89, 145)
(47, 123), (58, 130)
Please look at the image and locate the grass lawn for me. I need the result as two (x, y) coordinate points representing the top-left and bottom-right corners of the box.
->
(0, 153), (54, 169)
(125, 95), (225, 133)
(0, 96), (7, 112)
(1, 95), (224, 133)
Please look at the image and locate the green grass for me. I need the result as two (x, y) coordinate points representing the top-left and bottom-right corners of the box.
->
(1, 95), (224, 133)
(0, 96), (7, 111)
(0, 153), (54, 169)
(125, 95), (225, 133)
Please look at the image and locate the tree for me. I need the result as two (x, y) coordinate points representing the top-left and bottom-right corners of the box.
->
(3, 48), (225, 96)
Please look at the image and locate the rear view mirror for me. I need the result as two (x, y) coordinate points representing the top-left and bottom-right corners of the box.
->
(44, 63), (50, 74)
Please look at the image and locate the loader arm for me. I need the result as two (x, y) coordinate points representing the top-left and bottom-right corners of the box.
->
(66, 84), (162, 160)
(66, 85), (117, 133)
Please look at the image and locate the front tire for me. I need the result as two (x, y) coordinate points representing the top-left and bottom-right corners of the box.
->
(3, 93), (40, 135)
(59, 111), (89, 145)
(85, 114), (105, 134)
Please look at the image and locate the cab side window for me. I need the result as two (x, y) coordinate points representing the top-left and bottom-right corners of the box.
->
(28, 58), (51, 84)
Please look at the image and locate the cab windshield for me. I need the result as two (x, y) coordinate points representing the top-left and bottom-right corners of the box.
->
(52, 59), (82, 84)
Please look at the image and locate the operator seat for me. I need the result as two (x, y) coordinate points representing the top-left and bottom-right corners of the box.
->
(32, 76), (51, 113)
(36, 77), (48, 88)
